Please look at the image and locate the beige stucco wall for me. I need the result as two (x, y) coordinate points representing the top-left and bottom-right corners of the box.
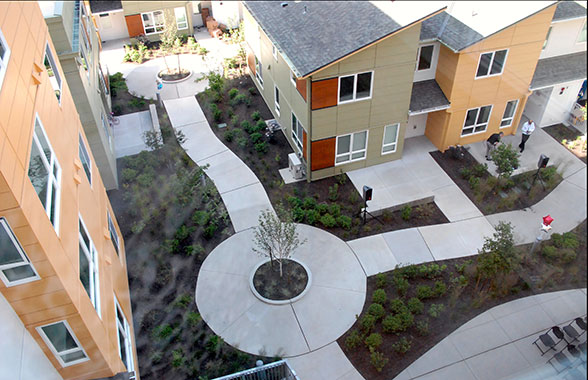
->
(123, 1), (193, 42)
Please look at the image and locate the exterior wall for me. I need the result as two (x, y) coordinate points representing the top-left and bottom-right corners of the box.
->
(413, 41), (440, 82)
(427, 5), (556, 151)
(406, 113), (428, 138)
(122, 1), (193, 41)
(539, 78), (584, 127)
(0, 2), (138, 379)
(93, 11), (129, 42)
(541, 17), (587, 59)
(45, 1), (119, 190)
(211, 0), (242, 29)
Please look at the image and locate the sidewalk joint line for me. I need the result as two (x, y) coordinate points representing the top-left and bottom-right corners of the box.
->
(219, 181), (262, 195)
(194, 148), (230, 164)
(290, 303), (311, 352)
(345, 242), (368, 278)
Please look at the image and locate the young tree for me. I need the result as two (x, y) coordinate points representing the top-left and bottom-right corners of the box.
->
(490, 143), (520, 178)
(160, 14), (178, 74)
(252, 205), (307, 278)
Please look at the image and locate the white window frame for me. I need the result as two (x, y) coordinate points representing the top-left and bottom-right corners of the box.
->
(44, 43), (63, 104)
(500, 99), (519, 128)
(272, 45), (278, 61)
(335, 130), (369, 165)
(36, 321), (89, 367)
(577, 20), (587, 43)
(338, 71), (374, 105)
(80, 2), (92, 51)
(291, 112), (304, 153)
(115, 297), (135, 373)
(0, 27), (11, 92)
(274, 85), (280, 116)
(291, 71), (297, 86)
(0, 218), (40, 287)
(382, 123), (400, 154)
(108, 211), (120, 256)
(79, 134), (92, 185)
(79, 216), (100, 316)
(174, 7), (188, 30)
(141, 10), (165, 35)
(254, 55), (263, 87)
(461, 105), (493, 136)
(416, 45), (434, 71)
(28, 115), (62, 234)
(475, 49), (508, 79)
(543, 26), (552, 50)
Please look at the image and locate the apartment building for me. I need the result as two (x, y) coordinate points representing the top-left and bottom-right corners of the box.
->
(0, 2), (138, 379)
(41, 0), (119, 190)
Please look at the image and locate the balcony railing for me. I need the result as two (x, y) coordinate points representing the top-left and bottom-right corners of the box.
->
(213, 360), (299, 380)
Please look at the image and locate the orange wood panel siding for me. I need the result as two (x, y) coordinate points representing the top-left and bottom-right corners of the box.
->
(311, 138), (336, 171)
(311, 78), (338, 110)
(296, 78), (307, 102)
(302, 130), (307, 160)
(247, 52), (255, 76)
(125, 14), (143, 38)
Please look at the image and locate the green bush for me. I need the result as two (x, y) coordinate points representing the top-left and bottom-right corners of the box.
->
(382, 314), (402, 333)
(399, 264), (418, 278)
(192, 210), (210, 226)
(328, 183), (339, 201)
(228, 88), (239, 99)
(389, 298), (406, 314)
(469, 176), (480, 190)
(472, 163), (488, 177)
(121, 168), (138, 183)
(364, 333), (383, 350)
(428, 303), (445, 318)
(305, 209), (320, 225)
(223, 129), (235, 142)
(153, 324), (174, 340)
(255, 141), (268, 154)
(460, 167), (472, 180)
(320, 213), (337, 228)
(288, 196), (302, 208)
(416, 285), (433, 300)
(303, 196), (317, 209)
(360, 314), (376, 332)
(370, 349), (388, 372)
(171, 348), (185, 368)
(345, 329), (362, 350)
(368, 303), (385, 320)
(203, 222), (218, 240)
(397, 308), (414, 330)
(328, 203), (341, 217)
(551, 232), (579, 249)
(255, 120), (266, 132)
(248, 87), (256, 95)
(237, 136), (248, 148)
(393, 275), (410, 297)
(391, 337), (412, 354)
(407, 297), (424, 314)
(231, 93), (249, 106)
(416, 319), (429, 336)
(317, 203), (329, 214)
(336, 215), (352, 230)
(375, 273), (388, 288)
(250, 132), (263, 144)
(401, 205), (412, 221)
(541, 245), (558, 262)
(241, 120), (254, 134)
(251, 111), (261, 121)
(418, 263), (447, 279)
(491, 143), (519, 178)
(292, 207), (305, 222)
(560, 248), (577, 264)
(174, 294), (193, 309)
(433, 280), (447, 297)
(372, 289), (387, 305)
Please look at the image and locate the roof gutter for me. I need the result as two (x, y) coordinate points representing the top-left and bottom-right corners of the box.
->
(408, 104), (451, 116)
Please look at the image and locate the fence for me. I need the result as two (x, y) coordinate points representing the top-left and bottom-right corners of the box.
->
(213, 360), (299, 380)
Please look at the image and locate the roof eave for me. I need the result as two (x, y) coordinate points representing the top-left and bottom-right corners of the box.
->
(409, 104), (451, 116)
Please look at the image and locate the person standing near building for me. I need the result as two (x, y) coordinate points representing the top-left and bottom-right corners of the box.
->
(519, 119), (535, 153)
(486, 131), (504, 160)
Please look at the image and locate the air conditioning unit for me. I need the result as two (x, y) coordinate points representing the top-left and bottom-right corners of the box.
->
(288, 153), (304, 180)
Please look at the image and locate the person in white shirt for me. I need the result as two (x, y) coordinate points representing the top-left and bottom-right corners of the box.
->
(518, 119), (535, 153)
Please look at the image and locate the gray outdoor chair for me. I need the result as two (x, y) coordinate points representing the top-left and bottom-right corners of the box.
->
(563, 320), (583, 344)
(533, 326), (565, 355)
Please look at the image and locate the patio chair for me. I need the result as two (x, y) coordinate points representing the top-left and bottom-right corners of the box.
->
(563, 321), (582, 344)
(575, 317), (587, 333)
(533, 326), (565, 355)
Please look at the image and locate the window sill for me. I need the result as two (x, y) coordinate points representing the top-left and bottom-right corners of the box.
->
(474, 73), (503, 80)
(460, 128), (488, 137)
(334, 155), (366, 166)
(337, 96), (371, 106)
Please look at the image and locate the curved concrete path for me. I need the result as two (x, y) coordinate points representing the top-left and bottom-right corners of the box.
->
(394, 288), (587, 380)
(195, 224), (366, 358)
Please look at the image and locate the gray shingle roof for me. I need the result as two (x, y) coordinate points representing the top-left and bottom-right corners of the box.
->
(553, 1), (587, 21)
(420, 11), (484, 51)
(409, 80), (450, 114)
(89, 1), (122, 14)
(530, 52), (587, 89)
(244, 1), (404, 78)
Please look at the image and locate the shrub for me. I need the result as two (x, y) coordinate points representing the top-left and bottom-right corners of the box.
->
(433, 280), (447, 297)
(248, 87), (256, 95)
(251, 111), (262, 121)
(223, 129), (235, 142)
(491, 143), (519, 178)
(230, 114), (239, 127)
(255, 141), (268, 154)
(302, 196), (317, 209)
(206, 335), (222, 353)
(171, 349), (185, 368)
(393, 275), (410, 297)
(121, 168), (138, 184)
(469, 175), (480, 190)
(250, 132), (263, 144)
(228, 88), (239, 99)
(416, 319), (429, 336)
(255, 120), (267, 132)
(391, 337), (412, 354)
(360, 314), (376, 332)
(305, 209), (320, 225)
(382, 314), (402, 333)
(389, 298), (406, 314)
(364, 333), (383, 350)
(317, 203), (329, 214)
(328, 183), (339, 201)
(192, 210), (210, 226)
(541, 245), (558, 262)
(336, 215), (352, 230)
(320, 213), (337, 228)
(418, 263), (447, 279)
(560, 248), (577, 264)
(397, 308), (414, 330)
(153, 324), (174, 340)
(231, 93), (249, 106)
(185, 244), (204, 257)
(401, 205), (412, 221)
(460, 167), (472, 180)
(112, 104), (123, 115)
(203, 222), (218, 240)
(472, 163), (488, 177)
(237, 136), (248, 149)
(174, 294), (192, 309)
(345, 329), (362, 350)
(375, 273), (388, 288)
(368, 303), (385, 320)
(370, 349), (388, 372)
(292, 207), (305, 222)
(372, 289), (387, 305)
(407, 297), (424, 314)
(416, 285), (433, 299)
(551, 232), (579, 249)
(288, 196), (302, 208)
(328, 203), (341, 217)
(428, 303), (445, 318)
(241, 120), (254, 133)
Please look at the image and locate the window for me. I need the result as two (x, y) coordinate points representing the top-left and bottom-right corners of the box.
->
(272, 45), (278, 61)
(255, 56), (263, 86)
(500, 100), (518, 128)
(79, 217), (100, 316)
(80, 3), (92, 51)
(28, 116), (61, 232)
(108, 211), (120, 256)
(274, 86), (280, 115)
(291, 113), (304, 153)
(336, 131), (368, 164)
(0, 218), (40, 286)
(475, 49), (507, 78)
(174, 7), (188, 30)
(79, 46), (89, 76)
(98, 67), (109, 95)
(462, 105), (492, 136)
(44, 44), (62, 102)
(37, 321), (88, 367)
(578, 21), (587, 43)
(416, 45), (434, 71)
(382, 123), (400, 154)
(78, 134), (92, 184)
(291, 71), (297, 86)
(141, 11), (165, 35)
(338, 71), (373, 104)
(115, 297), (135, 373)
(0, 27), (11, 91)
(543, 26), (552, 50)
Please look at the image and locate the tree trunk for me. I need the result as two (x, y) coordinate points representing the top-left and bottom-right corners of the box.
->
(177, 53), (181, 73)
(163, 55), (170, 74)
(279, 260), (283, 278)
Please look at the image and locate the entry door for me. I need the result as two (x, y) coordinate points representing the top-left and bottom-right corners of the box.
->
(523, 87), (552, 127)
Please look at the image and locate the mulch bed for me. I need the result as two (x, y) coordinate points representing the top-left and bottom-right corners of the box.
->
(338, 220), (587, 380)
(543, 123), (587, 164)
(158, 69), (191, 82)
(111, 85), (153, 116)
(253, 259), (308, 300)
(196, 74), (449, 241)
(430, 149), (563, 215)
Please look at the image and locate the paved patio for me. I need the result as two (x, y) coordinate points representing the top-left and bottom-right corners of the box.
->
(113, 110), (153, 158)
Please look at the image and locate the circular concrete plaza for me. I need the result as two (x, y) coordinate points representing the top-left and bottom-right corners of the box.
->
(195, 224), (367, 357)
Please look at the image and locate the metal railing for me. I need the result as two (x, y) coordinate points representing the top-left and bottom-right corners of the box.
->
(213, 360), (299, 380)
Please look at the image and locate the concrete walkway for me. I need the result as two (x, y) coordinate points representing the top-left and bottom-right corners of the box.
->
(394, 289), (587, 380)
(113, 110), (153, 158)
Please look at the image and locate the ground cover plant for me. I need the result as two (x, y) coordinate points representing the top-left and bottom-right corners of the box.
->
(107, 114), (271, 379)
(109, 72), (153, 116)
(431, 147), (563, 215)
(338, 220), (587, 379)
(196, 73), (449, 241)
(543, 123), (587, 164)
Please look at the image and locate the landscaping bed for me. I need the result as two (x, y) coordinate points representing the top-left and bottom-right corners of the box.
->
(110, 72), (153, 116)
(431, 148), (563, 215)
(196, 73), (448, 241)
(107, 121), (270, 379)
(338, 220), (587, 379)
(253, 259), (308, 301)
(543, 123), (587, 164)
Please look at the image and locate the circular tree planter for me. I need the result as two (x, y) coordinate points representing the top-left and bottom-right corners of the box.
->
(250, 258), (312, 305)
(156, 69), (192, 83)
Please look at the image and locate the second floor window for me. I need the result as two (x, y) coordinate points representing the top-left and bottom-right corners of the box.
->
(416, 45), (434, 71)
(339, 72), (373, 104)
(0, 27), (11, 91)
(476, 49), (507, 78)
(79, 134), (92, 185)
(108, 211), (120, 256)
(79, 217), (100, 316)
(0, 218), (40, 286)
(115, 297), (135, 372)
(44, 44), (62, 102)
(501, 100), (519, 128)
(255, 56), (263, 86)
(37, 321), (88, 367)
(174, 7), (188, 30)
(291, 113), (304, 153)
(142, 11), (165, 35)
(462, 105), (492, 136)
(336, 131), (368, 164)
